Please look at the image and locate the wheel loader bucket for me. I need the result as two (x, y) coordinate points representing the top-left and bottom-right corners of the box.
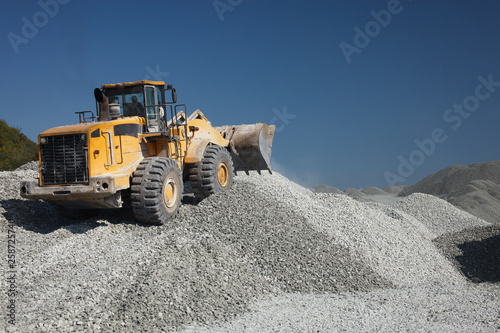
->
(216, 123), (275, 174)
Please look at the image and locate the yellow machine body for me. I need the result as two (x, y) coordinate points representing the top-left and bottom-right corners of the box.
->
(20, 81), (275, 210)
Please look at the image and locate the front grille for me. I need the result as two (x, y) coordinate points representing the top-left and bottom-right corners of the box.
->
(40, 134), (89, 185)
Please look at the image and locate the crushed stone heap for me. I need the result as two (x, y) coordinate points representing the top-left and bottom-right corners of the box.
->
(0, 167), (481, 332)
(400, 161), (500, 223)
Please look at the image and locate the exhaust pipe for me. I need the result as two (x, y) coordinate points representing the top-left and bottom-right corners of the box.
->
(94, 88), (110, 121)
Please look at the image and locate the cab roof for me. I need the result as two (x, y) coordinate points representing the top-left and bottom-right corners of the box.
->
(101, 80), (166, 89)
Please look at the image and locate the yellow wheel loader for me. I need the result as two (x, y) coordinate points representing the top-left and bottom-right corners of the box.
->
(20, 80), (275, 225)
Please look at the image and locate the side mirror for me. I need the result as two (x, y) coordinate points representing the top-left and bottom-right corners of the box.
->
(166, 84), (177, 104)
(172, 88), (177, 104)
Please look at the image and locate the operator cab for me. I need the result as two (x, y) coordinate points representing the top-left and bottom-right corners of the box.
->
(98, 80), (178, 133)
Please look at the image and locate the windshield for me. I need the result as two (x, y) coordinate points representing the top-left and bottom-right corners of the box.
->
(104, 87), (145, 117)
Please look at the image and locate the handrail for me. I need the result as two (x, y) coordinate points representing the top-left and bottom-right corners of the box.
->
(75, 111), (95, 123)
(116, 134), (124, 165)
(102, 131), (113, 167)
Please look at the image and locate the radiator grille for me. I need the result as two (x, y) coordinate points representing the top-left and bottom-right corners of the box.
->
(40, 134), (89, 185)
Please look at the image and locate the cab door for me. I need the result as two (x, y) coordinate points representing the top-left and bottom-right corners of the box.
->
(145, 85), (162, 132)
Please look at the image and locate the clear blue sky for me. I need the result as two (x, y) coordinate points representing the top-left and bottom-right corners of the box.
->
(1, 0), (499, 189)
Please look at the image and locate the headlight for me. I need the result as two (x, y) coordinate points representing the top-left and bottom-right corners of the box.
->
(40, 137), (47, 144)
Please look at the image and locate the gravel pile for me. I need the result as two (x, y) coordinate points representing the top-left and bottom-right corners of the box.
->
(400, 160), (500, 223)
(183, 283), (500, 332)
(1, 164), (499, 332)
(381, 185), (406, 195)
(342, 188), (367, 202)
(237, 173), (464, 287)
(434, 225), (500, 283)
(361, 186), (387, 195)
(392, 193), (490, 238)
(1, 162), (37, 199)
(312, 184), (405, 205)
(400, 161), (500, 196)
(310, 184), (342, 194)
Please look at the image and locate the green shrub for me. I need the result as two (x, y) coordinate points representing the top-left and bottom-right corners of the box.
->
(0, 119), (38, 171)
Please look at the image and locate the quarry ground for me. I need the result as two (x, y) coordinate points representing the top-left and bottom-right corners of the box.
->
(1, 162), (499, 332)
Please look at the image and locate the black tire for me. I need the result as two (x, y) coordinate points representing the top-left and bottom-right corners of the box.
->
(189, 145), (234, 201)
(131, 157), (183, 225)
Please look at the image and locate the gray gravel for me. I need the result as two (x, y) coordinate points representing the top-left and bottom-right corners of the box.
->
(400, 160), (500, 223)
(312, 183), (405, 205)
(1, 163), (499, 332)
(434, 225), (500, 283)
(392, 193), (490, 238)
(310, 184), (342, 194)
(183, 284), (500, 333)
(361, 186), (388, 195)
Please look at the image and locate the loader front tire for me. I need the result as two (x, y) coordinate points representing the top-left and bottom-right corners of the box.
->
(131, 157), (183, 225)
(190, 145), (234, 201)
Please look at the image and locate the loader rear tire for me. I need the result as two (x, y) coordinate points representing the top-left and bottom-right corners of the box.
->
(189, 145), (234, 201)
(131, 157), (183, 225)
